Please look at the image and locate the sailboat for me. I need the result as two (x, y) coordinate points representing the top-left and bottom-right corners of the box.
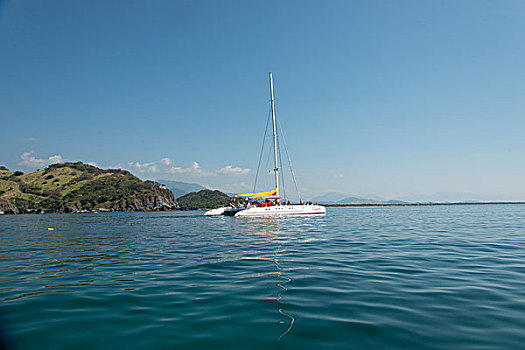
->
(205, 73), (326, 217)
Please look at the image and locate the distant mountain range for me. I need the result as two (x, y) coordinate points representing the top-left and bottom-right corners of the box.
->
(156, 179), (207, 198)
(311, 192), (407, 205)
(398, 192), (525, 203)
(311, 191), (525, 205)
(154, 182), (525, 205)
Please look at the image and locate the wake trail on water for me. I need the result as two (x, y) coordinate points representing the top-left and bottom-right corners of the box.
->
(274, 256), (295, 341)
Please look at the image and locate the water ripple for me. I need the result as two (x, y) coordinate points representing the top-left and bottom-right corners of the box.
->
(1, 206), (525, 349)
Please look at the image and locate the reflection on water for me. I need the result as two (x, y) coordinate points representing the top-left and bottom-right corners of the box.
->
(245, 217), (295, 340)
(1, 207), (525, 349)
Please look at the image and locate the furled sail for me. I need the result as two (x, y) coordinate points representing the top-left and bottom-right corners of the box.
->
(235, 188), (279, 199)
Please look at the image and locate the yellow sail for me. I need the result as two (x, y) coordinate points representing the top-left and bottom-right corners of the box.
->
(235, 187), (279, 199)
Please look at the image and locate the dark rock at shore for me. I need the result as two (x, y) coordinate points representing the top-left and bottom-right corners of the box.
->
(0, 198), (18, 214)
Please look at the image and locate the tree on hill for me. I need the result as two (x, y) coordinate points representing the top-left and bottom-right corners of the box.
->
(177, 190), (230, 210)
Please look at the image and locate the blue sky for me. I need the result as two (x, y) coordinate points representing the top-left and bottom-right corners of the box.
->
(1, 0), (525, 200)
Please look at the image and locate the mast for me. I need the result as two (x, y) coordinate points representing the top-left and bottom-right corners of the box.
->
(269, 72), (279, 196)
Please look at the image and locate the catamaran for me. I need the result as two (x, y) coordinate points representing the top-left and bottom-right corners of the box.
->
(205, 73), (326, 217)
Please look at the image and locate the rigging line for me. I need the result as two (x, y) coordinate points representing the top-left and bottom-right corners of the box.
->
(276, 112), (302, 202)
(280, 168), (286, 200)
(258, 138), (274, 192)
(277, 137), (286, 200)
(264, 136), (273, 182)
(253, 107), (272, 192)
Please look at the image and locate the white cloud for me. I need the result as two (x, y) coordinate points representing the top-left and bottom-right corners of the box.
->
(166, 162), (250, 177)
(160, 158), (173, 166)
(166, 167), (184, 174)
(128, 161), (159, 173)
(24, 137), (39, 142)
(167, 162), (214, 176)
(217, 165), (250, 175)
(334, 174), (344, 178)
(18, 151), (63, 168)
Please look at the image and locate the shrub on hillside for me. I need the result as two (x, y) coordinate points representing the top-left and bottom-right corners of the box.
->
(19, 182), (42, 195)
(177, 190), (230, 210)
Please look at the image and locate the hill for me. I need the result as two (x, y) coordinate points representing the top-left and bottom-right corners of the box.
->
(0, 162), (179, 214)
(156, 179), (207, 198)
(177, 189), (230, 210)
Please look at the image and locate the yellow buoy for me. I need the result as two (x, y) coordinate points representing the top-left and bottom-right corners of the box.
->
(47, 228), (54, 231)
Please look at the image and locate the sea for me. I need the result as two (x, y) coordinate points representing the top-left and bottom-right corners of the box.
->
(1, 205), (525, 349)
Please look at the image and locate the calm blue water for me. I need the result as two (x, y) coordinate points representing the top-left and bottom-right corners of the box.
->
(1, 205), (525, 349)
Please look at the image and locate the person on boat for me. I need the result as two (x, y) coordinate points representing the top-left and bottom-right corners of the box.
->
(299, 200), (304, 205)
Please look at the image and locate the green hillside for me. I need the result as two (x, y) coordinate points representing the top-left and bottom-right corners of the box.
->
(177, 189), (230, 210)
(0, 162), (178, 214)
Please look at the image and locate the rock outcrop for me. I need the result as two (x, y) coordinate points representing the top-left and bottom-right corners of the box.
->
(0, 198), (18, 214)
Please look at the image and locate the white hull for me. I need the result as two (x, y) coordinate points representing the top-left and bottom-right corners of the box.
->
(204, 207), (228, 216)
(205, 205), (326, 217)
(235, 205), (325, 216)
(204, 207), (244, 216)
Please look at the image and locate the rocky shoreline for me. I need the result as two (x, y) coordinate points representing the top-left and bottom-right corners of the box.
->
(0, 195), (179, 215)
